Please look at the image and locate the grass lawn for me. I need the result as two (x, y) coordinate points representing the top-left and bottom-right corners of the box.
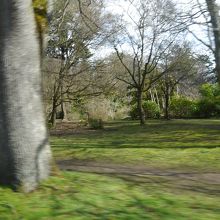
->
(1, 172), (220, 220)
(52, 119), (220, 171)
(1, 119), (220, 219)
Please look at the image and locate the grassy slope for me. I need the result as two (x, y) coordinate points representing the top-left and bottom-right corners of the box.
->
(52, 119), (220, 171)
(1, 119), (220, 219)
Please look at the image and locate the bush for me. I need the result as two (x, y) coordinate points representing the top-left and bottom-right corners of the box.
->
(195, 98), (220, 118)
(170, 96), (197, 118)
(88, 118), (104, 129)
(194, 83), (220, 118)
(143, 101), (161, 119)
(130, 100), (161, 119)
(129, 105), (139, 120)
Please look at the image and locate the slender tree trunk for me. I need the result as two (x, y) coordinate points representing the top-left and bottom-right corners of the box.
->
(60, 46), (66, 121)
(149, 89), (155, 102)
(49, 101), (57, 127)
(163, 75), (170, 120)
(154, 88), (160, 106)
(137, 89), (145, 125)
(164, 91), (170, 120)
(205, 0), (220, 83)
(61, 101), (68, 121)
(0, 0), (51, 192)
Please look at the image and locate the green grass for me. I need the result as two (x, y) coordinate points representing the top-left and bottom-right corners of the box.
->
(1, 119), (220, 219)
(51, 119), (220, 171)
(1, 172), (220, 220)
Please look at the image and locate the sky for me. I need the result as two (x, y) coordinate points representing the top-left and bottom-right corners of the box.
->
(93, 0), (219, 59)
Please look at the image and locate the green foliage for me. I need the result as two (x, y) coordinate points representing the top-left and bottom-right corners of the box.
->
(129, 105), (139, 119)
(143, 100), (161, 119)
(89, 118), (104, 129)
(170, 96), (197, 118)
(168, 84), (220, 119)
(195, 99), (218, 118)
(47, 122), (53, 129)
(195, 83), (220, 118)
(199, 83), (216, 97)
(130, 101), (161, 119)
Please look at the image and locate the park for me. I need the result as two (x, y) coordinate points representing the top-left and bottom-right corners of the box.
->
(1, 0), (220, 219)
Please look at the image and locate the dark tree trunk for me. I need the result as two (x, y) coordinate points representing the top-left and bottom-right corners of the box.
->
(49, 102), (57, 127)
(0, 0), (51, 192)
(60, 100), (67, 121)
(164, 92), (170, 120)
(137, 89), (145, 125)
(163, 75), (170, 120)
(205, 0), (220, 83)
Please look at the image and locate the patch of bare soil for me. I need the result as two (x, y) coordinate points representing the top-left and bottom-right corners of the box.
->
(57, 159), (220, 195)
(50, 122), (97, 136)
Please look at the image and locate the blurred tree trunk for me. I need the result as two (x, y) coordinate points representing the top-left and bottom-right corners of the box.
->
(137, 90), (145, 125)
(49, 99), (57, 127)
(205, 0), (220, 83)
(0, 0), (51, 192)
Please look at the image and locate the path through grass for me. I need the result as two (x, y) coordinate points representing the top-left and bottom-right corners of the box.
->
(1, 119), (220, 219)
(51, 119), (220, 171)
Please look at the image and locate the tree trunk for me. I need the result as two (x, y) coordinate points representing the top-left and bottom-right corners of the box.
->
(60, 100), (67, 121)
(164, 79), (170, 120)
(0, 1), (51, 192)
(205, 0), (220, 83)
(164, 92), (170, 120)
(49, 102), (57, 127)
(154, 88), (160, 107)
(137, 90), (145, 125)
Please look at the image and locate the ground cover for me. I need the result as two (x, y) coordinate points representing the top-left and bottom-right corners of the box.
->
(51, 119), (220, 171)
(1, 119), (220, 219)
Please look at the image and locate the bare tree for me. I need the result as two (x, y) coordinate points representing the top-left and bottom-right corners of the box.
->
(112, 0), (180, 125)
(159, 44), (198, 119)
(45, 0), (110, 126)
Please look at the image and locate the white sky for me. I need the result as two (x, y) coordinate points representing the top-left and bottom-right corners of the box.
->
(93, 0), (220, 59)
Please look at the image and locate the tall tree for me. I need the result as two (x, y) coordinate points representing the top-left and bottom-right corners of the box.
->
(44, 0), (116, 125)
(0, 0), (51, 192)
(159, 44), (197, 119)
(113, 0), (180, 125)
(205, 0), (220, 82)
(176, 0), (220, 82)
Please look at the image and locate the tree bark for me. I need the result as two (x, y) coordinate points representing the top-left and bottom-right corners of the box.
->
(61, 101), (67, 121)
(49, 101), (57, 127)
(137, 90), (145, 125)
(0, 0), (51, 192)
(164, 92), (170, 120)
(205, 0), (220, 83)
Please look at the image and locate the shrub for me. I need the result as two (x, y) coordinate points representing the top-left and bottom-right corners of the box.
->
(194, 83), (220, 118)
(88, 118), (104, 129)
(195, 98), (220, 118)
(130, 100), (161, 119)
(143, 101), (161, 119)
(170, 96), (197, 118)
(130, 105), (139, 120)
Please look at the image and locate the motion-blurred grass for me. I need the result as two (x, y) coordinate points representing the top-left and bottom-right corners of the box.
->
(52, 119), (220, 171)
(1, 172), (220, 220)
(1, 119), (220, 219)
